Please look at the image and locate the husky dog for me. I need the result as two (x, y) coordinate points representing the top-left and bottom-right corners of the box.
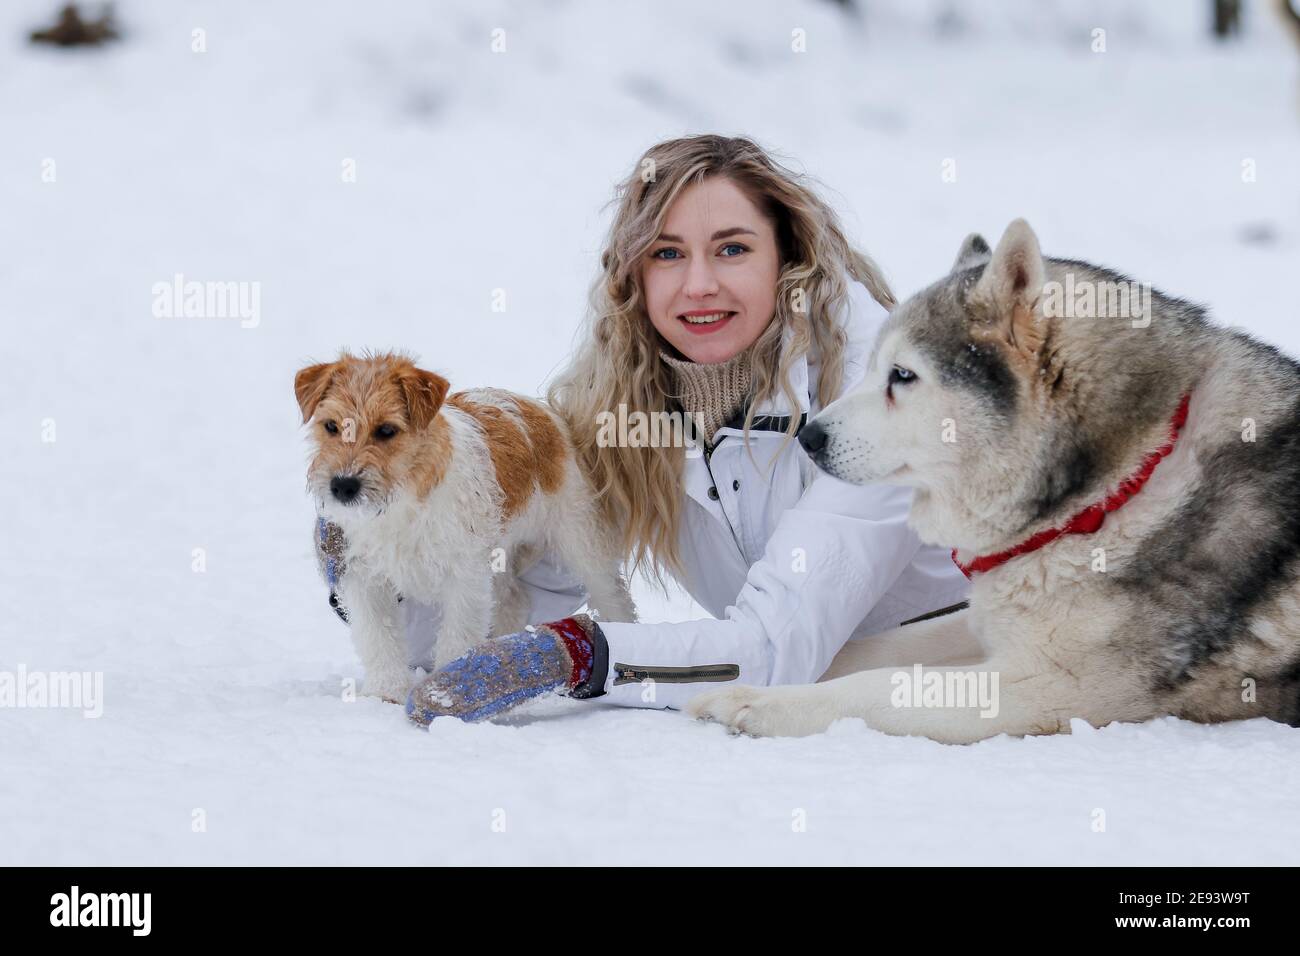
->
(688, 219), (1300, 742)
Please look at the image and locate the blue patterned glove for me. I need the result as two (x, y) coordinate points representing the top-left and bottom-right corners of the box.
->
(315, 517), (351, 623)
(406, 615), (607, 725)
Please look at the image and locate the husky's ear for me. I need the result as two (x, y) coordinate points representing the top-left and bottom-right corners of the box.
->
(397, 365), (451, 432)
(950, 233), (991, 274)
(971, 219), (1047, 358)
(294, 360), (342, 424)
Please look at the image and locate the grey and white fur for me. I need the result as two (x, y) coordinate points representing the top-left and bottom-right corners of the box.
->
(689, 218), (1300, 742)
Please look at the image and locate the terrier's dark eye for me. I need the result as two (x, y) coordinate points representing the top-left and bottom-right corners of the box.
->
(323, 420), (339, 435)
(374, 423), (399, 441)
(888, 365), (917, 386)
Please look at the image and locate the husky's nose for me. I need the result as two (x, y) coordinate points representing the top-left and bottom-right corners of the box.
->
(798, 421), (828, 457)
(330, 475), (362, 504)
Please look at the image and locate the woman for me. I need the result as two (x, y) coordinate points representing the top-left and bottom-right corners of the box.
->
(322, 134), (969, 723)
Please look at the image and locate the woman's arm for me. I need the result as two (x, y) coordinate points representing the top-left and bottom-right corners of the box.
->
(593, 474), (937, 710)
(405, 474), (959, 724)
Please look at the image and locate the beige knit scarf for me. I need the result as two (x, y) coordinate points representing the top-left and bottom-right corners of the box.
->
(659, 347), (753, 449)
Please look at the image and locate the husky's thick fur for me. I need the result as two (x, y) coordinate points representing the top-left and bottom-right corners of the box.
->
(688, 219), (1300, 742)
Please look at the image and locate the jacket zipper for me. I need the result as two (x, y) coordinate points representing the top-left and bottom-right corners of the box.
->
(612, 662), (741, 686)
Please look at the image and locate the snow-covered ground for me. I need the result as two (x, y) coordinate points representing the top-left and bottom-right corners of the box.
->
(3, 0), (1299, 864)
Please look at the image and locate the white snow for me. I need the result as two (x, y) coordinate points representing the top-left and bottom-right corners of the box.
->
(2, 0), (1299, 865)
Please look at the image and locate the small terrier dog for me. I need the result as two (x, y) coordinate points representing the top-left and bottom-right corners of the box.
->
(296, 351), (637, 703)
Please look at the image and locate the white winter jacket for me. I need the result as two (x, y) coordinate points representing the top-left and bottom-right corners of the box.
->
(399, 279), (970, 708)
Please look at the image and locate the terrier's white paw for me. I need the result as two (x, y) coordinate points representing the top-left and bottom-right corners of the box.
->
(362, 668), (413, 705)
(687, 685), (825, 738)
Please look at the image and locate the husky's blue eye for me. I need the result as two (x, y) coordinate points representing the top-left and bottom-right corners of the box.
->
(889, 365), (917, 386)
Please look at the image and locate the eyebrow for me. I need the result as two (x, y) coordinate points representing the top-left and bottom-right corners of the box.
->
(654, 227), (758, 243)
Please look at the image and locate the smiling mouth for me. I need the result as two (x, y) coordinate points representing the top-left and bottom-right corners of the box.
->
(677, 310), (736, 333)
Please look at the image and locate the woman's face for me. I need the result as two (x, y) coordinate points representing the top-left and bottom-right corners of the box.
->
(640, 176), (780, 365)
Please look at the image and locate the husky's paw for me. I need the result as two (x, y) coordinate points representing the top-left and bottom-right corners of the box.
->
(687, 685), (827, 738)
(362, 668), (413, 705)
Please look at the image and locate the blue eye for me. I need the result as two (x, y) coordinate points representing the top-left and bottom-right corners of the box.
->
(720, 243), (748, 257)
(888, 365), (917, 386)
(653, 248), (682, 260)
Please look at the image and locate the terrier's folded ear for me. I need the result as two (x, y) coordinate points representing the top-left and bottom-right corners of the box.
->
(396, 365), (451, 431)
(295, 360), (343, 424)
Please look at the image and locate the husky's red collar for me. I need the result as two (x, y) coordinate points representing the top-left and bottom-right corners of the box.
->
(955, 393), (1192, 578)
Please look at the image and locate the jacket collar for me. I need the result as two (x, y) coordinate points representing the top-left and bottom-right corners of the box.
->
(712, 324), (810, 439)
(747, 322), (812, 418)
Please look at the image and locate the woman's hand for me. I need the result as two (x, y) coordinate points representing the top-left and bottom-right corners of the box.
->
(406, 615), (605, 725)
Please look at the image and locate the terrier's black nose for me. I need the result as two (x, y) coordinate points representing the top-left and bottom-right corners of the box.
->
(798, 421), (827, 457)
(330, 475), (362, 503)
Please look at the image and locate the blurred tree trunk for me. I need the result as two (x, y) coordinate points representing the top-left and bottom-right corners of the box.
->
(1279, 0), (1300, 43)
(1213, 0), (1242, 38)
(1278, 1), (1300, 128)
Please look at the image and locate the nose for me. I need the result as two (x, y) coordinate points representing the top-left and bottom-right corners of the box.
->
(683, 256), (720, 299)
(797, 421), (827, 457)
(330, 474), (362, 504)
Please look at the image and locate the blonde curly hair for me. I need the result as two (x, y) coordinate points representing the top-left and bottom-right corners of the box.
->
(547, 134), (894, 583)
